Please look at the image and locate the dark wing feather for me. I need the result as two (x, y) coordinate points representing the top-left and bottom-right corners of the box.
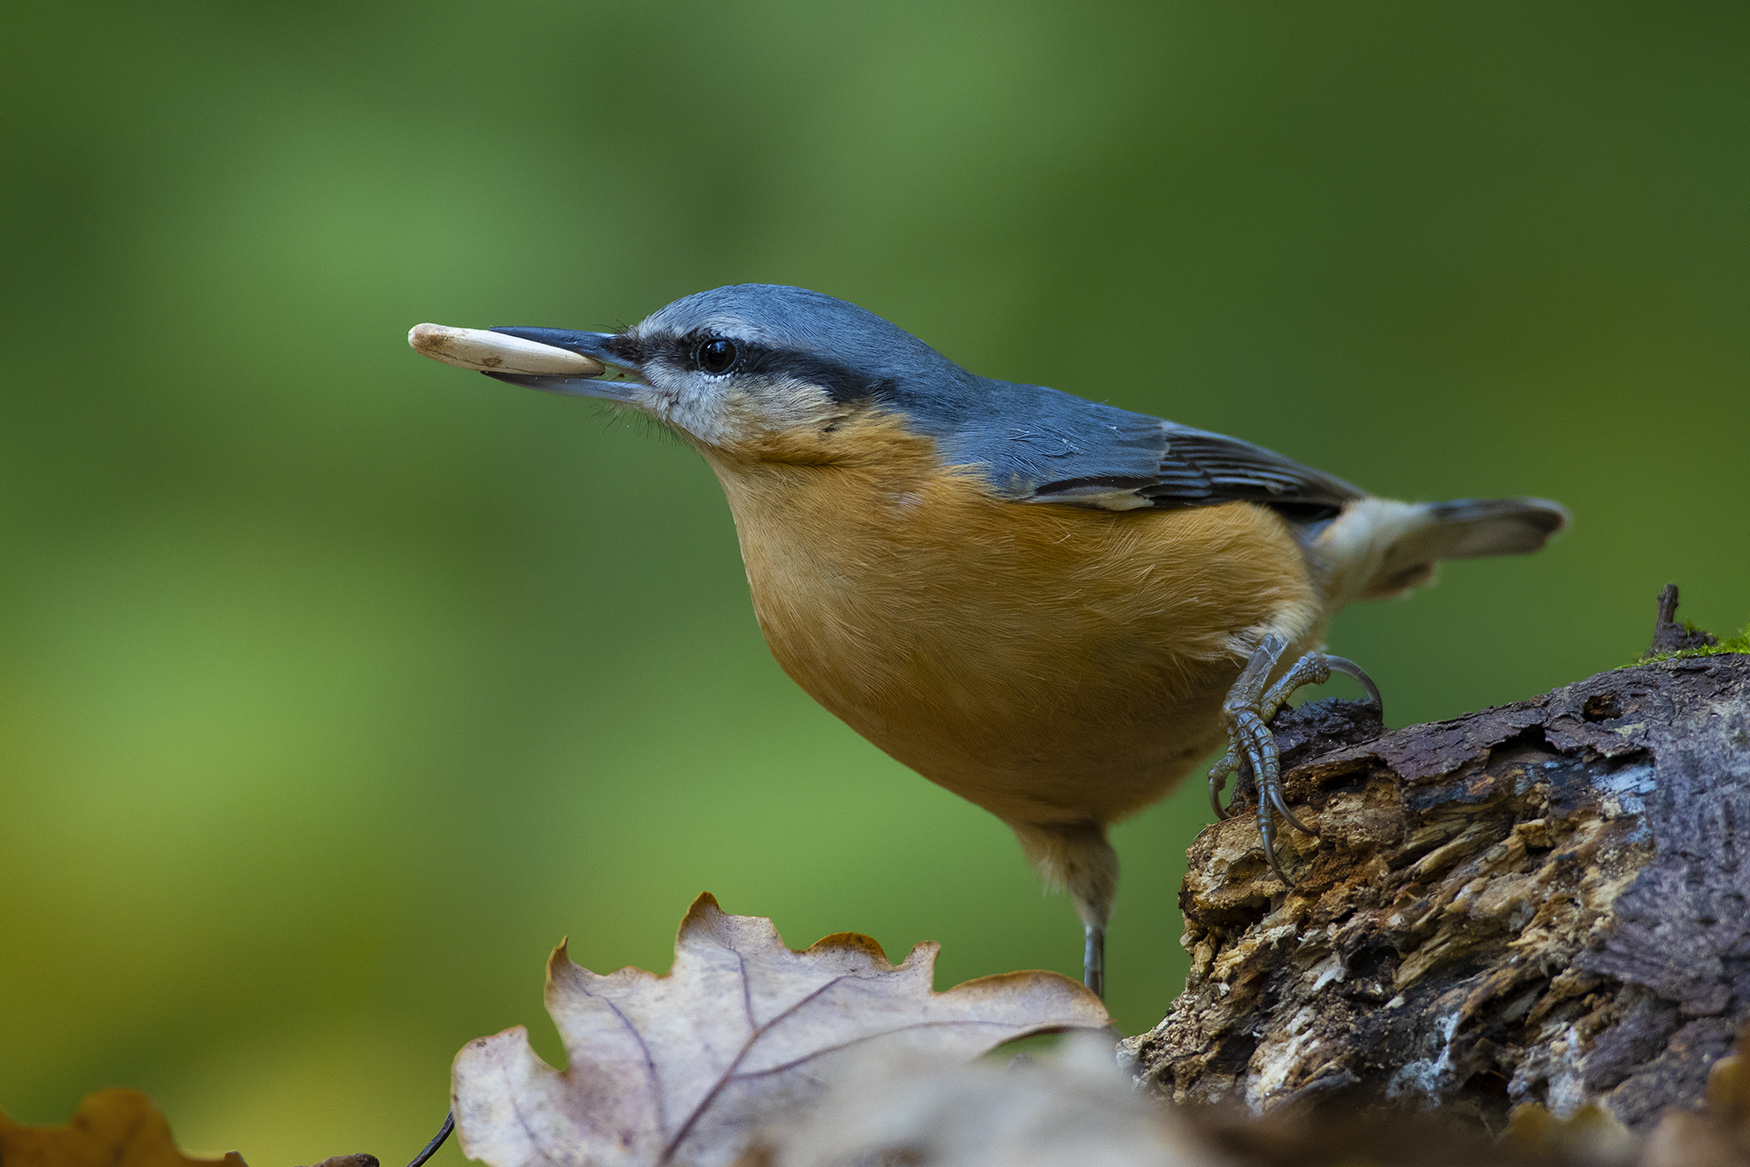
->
(1025, 423), (1364, 516)
(1140, 426), (1363, 509)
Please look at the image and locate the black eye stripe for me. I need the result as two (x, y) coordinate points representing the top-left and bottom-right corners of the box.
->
(662, 332), (894, 404)
(609, 331), (901, 408)
(745, 349), (897, 404)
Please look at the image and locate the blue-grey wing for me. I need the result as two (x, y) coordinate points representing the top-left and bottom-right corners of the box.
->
(934, 380), (1366, 517)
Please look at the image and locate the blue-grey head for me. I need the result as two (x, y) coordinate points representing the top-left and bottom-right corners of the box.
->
(483, 283), (1366, 516)
(489, 284), (983, 454)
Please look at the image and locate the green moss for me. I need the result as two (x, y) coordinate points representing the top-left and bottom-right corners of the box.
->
(1636, 621), (1750, 665)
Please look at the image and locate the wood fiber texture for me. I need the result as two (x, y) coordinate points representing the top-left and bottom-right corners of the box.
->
(1123, 653), (1750, 1133)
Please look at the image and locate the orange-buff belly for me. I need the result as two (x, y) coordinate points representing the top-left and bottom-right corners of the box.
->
(701, 425), (1322, 830)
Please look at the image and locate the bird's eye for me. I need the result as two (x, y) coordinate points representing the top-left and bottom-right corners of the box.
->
(697, 338), (737, 374)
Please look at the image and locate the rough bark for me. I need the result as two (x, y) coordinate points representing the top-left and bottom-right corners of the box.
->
(1122, 645), (1750, 1135)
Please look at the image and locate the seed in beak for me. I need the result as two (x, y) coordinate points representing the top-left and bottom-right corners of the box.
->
(408, 323), (607, 377)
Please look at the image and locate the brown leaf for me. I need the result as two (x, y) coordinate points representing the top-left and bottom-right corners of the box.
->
(0, 1089), (247, 1167)
(451, 893), (1108, 1167)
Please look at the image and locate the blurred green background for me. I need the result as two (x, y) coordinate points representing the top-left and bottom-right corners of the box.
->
(3, 2), (1747, 1162)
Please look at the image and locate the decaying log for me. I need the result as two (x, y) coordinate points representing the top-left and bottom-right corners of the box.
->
(1123, 632), (1750, 1134)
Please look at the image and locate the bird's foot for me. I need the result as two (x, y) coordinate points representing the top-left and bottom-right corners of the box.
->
(1207, 634), (1382, 885)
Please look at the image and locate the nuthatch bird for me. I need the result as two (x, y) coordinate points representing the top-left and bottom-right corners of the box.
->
(411, 285), (1566, 997)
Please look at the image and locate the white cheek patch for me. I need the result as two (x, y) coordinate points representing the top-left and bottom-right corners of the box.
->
(637, 367), (840, 449)
(664, 378), (745, 446)
(757, 377), (843, 429)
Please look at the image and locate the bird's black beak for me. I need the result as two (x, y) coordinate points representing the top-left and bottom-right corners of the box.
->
(407, 323), (644, 402)
(484, 327), (645, 401)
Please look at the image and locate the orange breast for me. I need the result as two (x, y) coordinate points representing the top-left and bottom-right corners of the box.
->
(700, 420), (1322, 830)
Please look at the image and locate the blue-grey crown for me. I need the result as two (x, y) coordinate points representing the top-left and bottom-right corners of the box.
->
(642, 284), (978, 406)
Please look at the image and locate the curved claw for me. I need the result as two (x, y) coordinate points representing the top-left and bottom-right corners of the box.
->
(1208, 753), (1237, 820)
(1258, 801), (1290, 885)
(1268, 784), (1316, 837)
(1325, 655), (1384, 718)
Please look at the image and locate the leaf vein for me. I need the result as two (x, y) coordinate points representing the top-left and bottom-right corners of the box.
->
(729, 1019), (1020, 1082)
(656, 973), (853, 1164)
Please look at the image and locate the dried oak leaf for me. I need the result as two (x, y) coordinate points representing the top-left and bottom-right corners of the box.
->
(452, 893), (1108, 1167)
(0, 1089), (246, 1167)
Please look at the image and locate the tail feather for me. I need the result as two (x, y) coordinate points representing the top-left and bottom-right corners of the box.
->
(1313, 496), (1568, 604)
(1418, 497), (1570, 559)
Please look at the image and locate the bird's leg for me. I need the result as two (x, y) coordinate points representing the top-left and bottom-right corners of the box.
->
(1083, 922), (1105, 1000)
(1012, 820), (1116, 999)
(1207, 636), (1286, 822)
(1207, 633), (1382, 884)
